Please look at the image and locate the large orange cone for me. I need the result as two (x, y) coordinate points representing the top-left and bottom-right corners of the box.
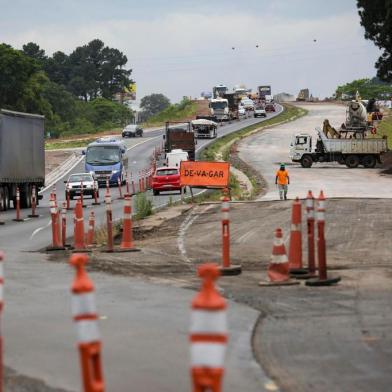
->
(288, 197), (307, 276)
(118, 195), (140, 253)
(73, 200), (87, 252)
(259, 228), (299, 286)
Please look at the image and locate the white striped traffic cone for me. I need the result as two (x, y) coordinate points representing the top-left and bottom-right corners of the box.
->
(70, 253), (105, 392)
(190, 263), (227, 392)
(259, 228), (299, 286)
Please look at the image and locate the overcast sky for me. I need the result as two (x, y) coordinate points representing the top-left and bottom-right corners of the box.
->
(0, 0), (381, 102)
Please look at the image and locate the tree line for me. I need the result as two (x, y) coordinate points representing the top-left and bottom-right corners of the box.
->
(0, 39), (134, 137)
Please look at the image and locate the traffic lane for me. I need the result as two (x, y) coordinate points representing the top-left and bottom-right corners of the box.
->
(238, 103), (392, 199)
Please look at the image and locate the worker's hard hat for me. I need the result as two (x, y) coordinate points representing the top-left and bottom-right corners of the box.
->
(280, 163), (285, 168)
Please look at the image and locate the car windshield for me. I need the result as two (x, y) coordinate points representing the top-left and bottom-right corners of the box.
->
(156, 169), (178, 176)
(69, 174), (92, 183)
(86, 146), (121, 165)
(125, 125), (136, 131)
(211, 102), (227, 110)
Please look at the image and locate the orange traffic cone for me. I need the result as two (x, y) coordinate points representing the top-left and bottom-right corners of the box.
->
(118, 195), (140, 252)
(190, 264), (227, 392)
(288, 197), (308, 276)
(73, 200), (87, 252)
(259, 228), (299, 286)
(69, 254), (105, 392)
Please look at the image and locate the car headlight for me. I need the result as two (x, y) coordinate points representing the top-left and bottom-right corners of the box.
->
(89, 171), (95, 176)
(111, 170), (118, 174)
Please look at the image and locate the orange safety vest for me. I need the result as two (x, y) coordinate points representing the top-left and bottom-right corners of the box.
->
(276, 169), (289, 185)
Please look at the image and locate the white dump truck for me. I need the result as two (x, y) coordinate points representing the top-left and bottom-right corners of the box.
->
(290, 127), (388, 168)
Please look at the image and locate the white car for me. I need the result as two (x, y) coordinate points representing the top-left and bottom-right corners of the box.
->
(64, 173), (98, 200)
(254, 107), (267, 118)
(238, 106), (246, 116)
(241, 99), (255, 110)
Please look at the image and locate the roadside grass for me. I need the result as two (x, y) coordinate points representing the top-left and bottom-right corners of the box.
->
(376, 109), (392, 149)
(135, 192), (153, 220)
(45, 138), (97, 150)
(143, 100), (197, 127)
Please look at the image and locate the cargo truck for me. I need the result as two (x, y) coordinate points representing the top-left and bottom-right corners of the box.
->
(163, 122), (196, 161)
(0, 109), (45, 210)
(290, 127), (388, 168)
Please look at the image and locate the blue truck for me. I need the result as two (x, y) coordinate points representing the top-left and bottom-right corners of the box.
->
(84, 138), (128, 186)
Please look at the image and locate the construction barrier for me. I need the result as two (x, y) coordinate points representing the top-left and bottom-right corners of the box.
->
(306, 191), (341, 286)
(70, 253), (105, 392)
(190, 263), (227, 392)
(259, 228), (299, 286)
(219, 192), (241, 276)
(118, 195), (139, 252)
(73, 200), (86, 252)
(47, 193), (64, 251)
(28, 185), (39, 218)
(125, 172), (130, 195)
(92, 181), (100, 206)
(104, 190), (114, 253)
(86, 211), (95, 247)
(288, 197), (307, 276)
(131, 172), (136, 195)
(305, 191), (316, 277)
(66, 189), (72, 210)
(80, 181), (85, 208)
(13, 187), (24, 222)
(61, 202), (68, 249)
(117, 177), (123, 200)
(0, 251), (4, 392)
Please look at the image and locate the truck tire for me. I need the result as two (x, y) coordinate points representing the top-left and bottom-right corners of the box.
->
(345, 155), (359, 168)
(4, 187), (10, 210)
(0, 187), (4, 211)
(300, 155), (313, 168)
(362, 155), (376, 168)
(20, 184), (31, 209)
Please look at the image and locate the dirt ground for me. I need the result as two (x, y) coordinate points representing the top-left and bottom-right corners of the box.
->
(45, 198), (392, 391)
(45, 150), (74, 175)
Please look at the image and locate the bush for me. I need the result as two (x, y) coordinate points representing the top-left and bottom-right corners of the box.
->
(135, 193), (153, 220)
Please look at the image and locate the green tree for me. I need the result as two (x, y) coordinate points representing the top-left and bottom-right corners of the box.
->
(44, 51), (71, 87)
(357, 0), (392, 81)
(22, 42), (47, 65)
(0, 44), (39, 109)
(140, 93), (171, 118)
(89, 98), (133, 128)
(335, 78), (392, 99)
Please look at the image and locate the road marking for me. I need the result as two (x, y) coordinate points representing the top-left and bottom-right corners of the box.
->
(30, 220), (51, 239)
(177, 205), (213, 263)
(126, 136), (160, 152)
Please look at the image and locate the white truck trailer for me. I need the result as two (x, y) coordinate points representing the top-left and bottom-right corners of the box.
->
(290, 127), (388, 168)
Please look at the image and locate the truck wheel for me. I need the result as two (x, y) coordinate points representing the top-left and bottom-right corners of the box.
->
(4, 187), (10, 210)
(362, 155), (376, 168)
(300, 155), (313, 168)
(20, 184), (31, 208)
(345, 155), (359, 168)
(0, 187), (4, 211)
(153, 189), (159, 196)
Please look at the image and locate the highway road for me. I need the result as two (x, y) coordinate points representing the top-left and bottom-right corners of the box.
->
(0, 107), (283, 391)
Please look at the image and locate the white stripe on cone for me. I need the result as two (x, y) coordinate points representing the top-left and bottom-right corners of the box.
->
(191, 343), (226, 367)
(72, 293), (97, 316)
(271, 254), (288, 264)
(76, 319), (100, 343)
(190, 310), (227, 333)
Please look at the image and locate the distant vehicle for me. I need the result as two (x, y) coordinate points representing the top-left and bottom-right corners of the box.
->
(297, 89), (310, 101)
(265, 103), (276, 112)
(192, 119), (218, 139)
(209, 98), (230, 121)
(258, 85), (272, 99)
(166, 149), (189, 168)
(238, 106), (246, 116)
(164, 121), (196, 160)
(212, 84), (228, 98)
(222, 92), (241, 120)
(84, 139), (128, 186)
(152, 167), (182, 195)
(254, 107), (267, 118)
(241, 99), (255, 111)
(64, 173), (98, 200)
(0, 109), (45, 211)
(122, 124), (143, 138)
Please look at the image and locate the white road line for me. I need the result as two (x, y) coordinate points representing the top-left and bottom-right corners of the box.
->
(30, 220), (51, 239)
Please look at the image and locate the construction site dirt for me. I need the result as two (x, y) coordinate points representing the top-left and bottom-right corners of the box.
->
(48, 198), (392, 392)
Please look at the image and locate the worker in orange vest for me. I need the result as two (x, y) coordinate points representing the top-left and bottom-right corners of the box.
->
(275, 163), (290, 200)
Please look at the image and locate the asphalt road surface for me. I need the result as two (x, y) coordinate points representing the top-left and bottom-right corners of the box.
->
(238, 102), (392, 200)
(0, 108), (283, 391)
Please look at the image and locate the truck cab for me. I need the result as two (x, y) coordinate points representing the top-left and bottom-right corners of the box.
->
(84, 139), (128, 186)
(209, 98), (229, 121)
(289, 133), (312, 162)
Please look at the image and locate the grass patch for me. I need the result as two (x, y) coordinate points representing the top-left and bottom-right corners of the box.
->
(143, 100), (197, 127)
(135, 192), (153, 220)
(200, 104), (307, 162)
(376, 109), (392, 149)
(45, 138), (97, 150)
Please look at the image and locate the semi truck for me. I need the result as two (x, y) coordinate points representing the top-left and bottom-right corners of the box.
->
(290, 127), (388, 168)
(0, 109), (45, 210)
(212, 85), (228, 99)
(209, 98), (230, 122)
(223, 92), (240, 120)
(164, 122), (196, 161)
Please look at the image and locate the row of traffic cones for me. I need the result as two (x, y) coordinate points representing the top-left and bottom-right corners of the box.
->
(261, 191), (341, 287)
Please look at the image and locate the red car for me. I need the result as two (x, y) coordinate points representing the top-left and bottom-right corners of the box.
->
(265, 103), (276, 112)
(152, 167), (182, 195)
